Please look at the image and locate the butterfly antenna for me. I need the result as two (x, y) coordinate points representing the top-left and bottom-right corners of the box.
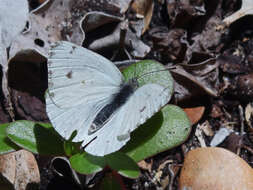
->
(134, 61), (137, 79)
(136, 67), (175, 81)
(83, 136), (97, 149)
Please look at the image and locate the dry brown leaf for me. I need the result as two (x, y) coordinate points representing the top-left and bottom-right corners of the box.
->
(83, 12), (150, 58)
(166, 0), (206, 28)
(185, 16), (222, 62)
(179, 147), (253, 190)
(150, 28), (187, 63)
(245, 103), (253, 128)
(138, 160), (152, 172)
(0, 150), (40, 190)
(183, 106), (205, 125)
(9, 0), (85, 58)
(9, 0), (127, 59)
(7, 50), (47, 121)
(198, 121), (214, 137)
(195, 124), (206, 147)
(0, 0), (29, 114)
(131, 0), (154, 34)
(155, 160), (174, 185)
(14, 150), (40, 190)
(109, 0), (132, 14)
(0, 152), (16, 187)
(236, 73), (253, 99)
(170, 58), (219, 102)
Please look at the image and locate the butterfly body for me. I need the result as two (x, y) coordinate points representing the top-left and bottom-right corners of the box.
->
(89, 80), (137, 135)
(46, 41), (173, 156)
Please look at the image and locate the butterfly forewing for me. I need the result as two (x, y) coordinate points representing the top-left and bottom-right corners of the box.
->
(47, 41), (123, 108)
(46, 41), (123, 141)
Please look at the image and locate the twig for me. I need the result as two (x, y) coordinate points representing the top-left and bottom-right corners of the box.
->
(239, 105), (245, 135)
(237, 105), (245, 155)
(242, 144), (253, 155)
(167, 164), (181, 190)
(114, 59), (140, 68)
(0, 46), (15, 121)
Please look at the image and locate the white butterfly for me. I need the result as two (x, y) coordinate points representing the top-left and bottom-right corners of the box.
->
(46, 41), (172, 156)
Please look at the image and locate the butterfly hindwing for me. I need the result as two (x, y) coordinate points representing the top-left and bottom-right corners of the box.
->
(84, 84), (170, 156)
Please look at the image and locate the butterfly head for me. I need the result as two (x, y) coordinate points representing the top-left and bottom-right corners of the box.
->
(127, 77), (139, 90)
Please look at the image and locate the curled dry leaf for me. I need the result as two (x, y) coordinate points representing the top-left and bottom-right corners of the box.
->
(9, 0), (126, 59)
(179, 147), (253, 190)
(82, 11), (123, 52)
(223, 0), (253, 26)
(198, 121), (214, 137)
(0, 0), (29, 104)
(9, 0), (85, 58)
(170, 58), (219, 102)
(150, 28), (187, 63)
(185, 16), (223, 63)
(51, 157), (84, 188)
(183, 106), (205, 125)
(83, 11), (150, 58)
(0, 150), (40, 189)
(166, 0), (206, 28)
(131, 0), (154, 34)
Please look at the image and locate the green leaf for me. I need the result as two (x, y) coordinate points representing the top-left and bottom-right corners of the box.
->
(123, 60), (174, 93)
(0, 123), (19, 154)
(69, 152), (106, 174)
(122, 60), (189, 161)
(123, 105), (191, 162)
(70, 151), (139, 178)
(64, 141), (82, 157)
(64, 130), (82, 156)
(6, 120), (64, 155)
(105, 152), (140, 178)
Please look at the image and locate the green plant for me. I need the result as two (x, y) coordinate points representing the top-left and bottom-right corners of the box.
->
(0, 60), (191, 188)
